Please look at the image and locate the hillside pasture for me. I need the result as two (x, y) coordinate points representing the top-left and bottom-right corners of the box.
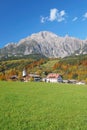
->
(0, 81), (87, 130)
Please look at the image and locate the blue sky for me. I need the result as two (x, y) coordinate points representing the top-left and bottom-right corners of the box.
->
(0, 0), (87, 48)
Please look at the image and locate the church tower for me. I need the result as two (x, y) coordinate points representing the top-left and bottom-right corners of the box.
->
(22, 68), (27, 77)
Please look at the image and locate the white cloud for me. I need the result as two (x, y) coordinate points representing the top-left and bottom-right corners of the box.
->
(57, 10), (66, 22)
(49, 8), (58, 21)
(40, 8), (66, 23)
(41, 16), (45, 23)
(83, 12), (87, 20)
(72, 17), (78, 22)
(40, 16), (48, 23)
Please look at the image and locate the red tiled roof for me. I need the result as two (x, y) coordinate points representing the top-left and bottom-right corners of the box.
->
(47, 73), (60, 78)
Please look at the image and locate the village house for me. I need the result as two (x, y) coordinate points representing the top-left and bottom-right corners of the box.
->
(10, 75), (18, 81)
(46, 73), (63, 83)
(22, 69), (41, 82)
(28, 74), (41, 82)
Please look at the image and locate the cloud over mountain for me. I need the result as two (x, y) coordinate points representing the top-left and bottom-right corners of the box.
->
(41, 8), (87, 23)
(41, 8), (66, 23)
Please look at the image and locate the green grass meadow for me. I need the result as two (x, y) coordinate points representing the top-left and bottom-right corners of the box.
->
(0, 81), (87, 130)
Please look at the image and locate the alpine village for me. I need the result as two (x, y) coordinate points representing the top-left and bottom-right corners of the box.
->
(0, 31), (87, 85)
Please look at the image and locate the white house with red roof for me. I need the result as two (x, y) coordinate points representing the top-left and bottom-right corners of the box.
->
(46, 73), (63, 83)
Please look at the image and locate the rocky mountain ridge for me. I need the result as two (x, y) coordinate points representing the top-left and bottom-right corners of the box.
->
(0, 31), (87, 58)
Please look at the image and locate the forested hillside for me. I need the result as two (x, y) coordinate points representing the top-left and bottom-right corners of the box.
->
(0, 54), (87, 83)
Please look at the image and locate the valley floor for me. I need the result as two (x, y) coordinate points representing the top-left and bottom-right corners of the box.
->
(0, 81), (87, 130)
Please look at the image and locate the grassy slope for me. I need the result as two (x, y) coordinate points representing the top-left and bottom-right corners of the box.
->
(42, 59), (58, 68)
(41, 59), (58, 71)
(0, 82), (87, 130)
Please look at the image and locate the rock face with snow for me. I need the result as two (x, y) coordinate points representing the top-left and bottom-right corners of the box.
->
(0, 31), (87, 58)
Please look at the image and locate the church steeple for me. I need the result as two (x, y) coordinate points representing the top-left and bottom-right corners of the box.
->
(22, 68), (27, 77)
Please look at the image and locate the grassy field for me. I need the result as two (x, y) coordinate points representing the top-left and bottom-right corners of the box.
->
(41, 59), (58, 71)
(0, 81), (87, 130)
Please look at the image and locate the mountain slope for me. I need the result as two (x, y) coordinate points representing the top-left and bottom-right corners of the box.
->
(0, 31), (87, 58)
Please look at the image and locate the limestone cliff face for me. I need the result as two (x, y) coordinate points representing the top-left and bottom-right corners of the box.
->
(0, 31), (87, 58)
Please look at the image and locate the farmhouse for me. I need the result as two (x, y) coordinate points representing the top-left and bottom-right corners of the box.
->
(46, 73), (63, 83)
(10, 75), (18, 81)
(28, 74), (41, 81)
